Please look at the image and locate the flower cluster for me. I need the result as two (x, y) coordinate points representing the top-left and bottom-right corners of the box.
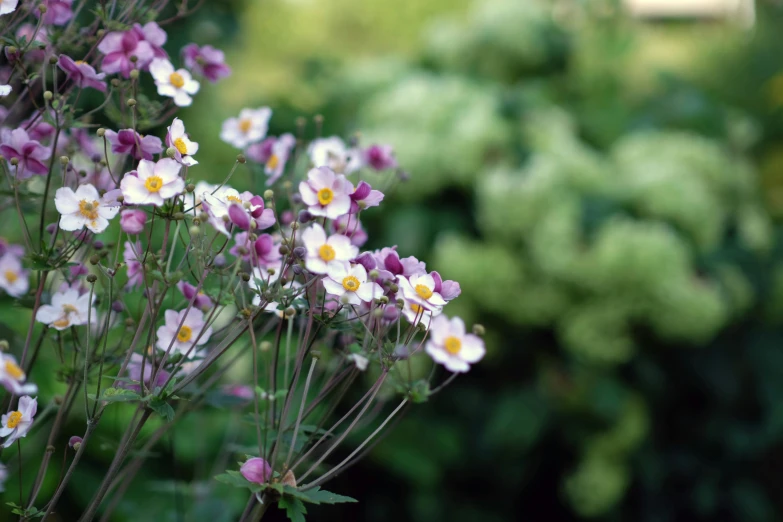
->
(0, 2), (484, 518)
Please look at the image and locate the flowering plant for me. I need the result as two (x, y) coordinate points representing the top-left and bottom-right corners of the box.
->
(0, 1), (484, 520)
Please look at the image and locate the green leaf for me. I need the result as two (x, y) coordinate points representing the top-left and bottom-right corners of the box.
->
(148, 398), (175, 422)
(89, 387), (141, 403)
(281, 485), (357, 505)
(214, 470), (263, 493)
(279, 497), (307, 522)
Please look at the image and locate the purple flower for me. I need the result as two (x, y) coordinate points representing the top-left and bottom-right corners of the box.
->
(246, 134), (296, 186)
(349, 180), (384, 214)
(35, 0), (73, 25)
(0, 128), (51, 179)
(363, 144), (397, 171)
(104, 129), (162, 160)
(97, 29), (154, 78)
(23, 117), (55, 143)
(222, 384), (253, 401)
(58, 55), (107, 92)
(182, 43), (231, 82)
(15, 24), (49, 61)
(0, 240), (25, 259)
(245, 137), (275, 164)
(332, 214), (368, 247)
(176, 281), (213, 311)
(430, 271), (461, 301)
(133, 22), (167, 59)
(253, 234), (283, 267)
(369, 247), (425, 281)
(240, 457), (272, 485)
(123, 353), (170, 393)
(120, 209), (147, 234)
(123, 240), (144, 289)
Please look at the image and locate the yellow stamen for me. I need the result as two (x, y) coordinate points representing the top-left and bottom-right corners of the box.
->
(226, 195), (243, 204)
(444, 336), (462, 355)
(318, 244), (335, 262)
(6, 411), (22, 429)
(169, 72), (185, 88)
(415, 284), (433, 300)
(239, 118), (252, 133)
(75, 60), (86, 65)
(4, 270), (17, 284)
(63, 304), (78, 314)
(410, 303), (424, 314)
(177, 325), (193, 343)
(342, 275), (360, 292)
(144, 175), (163, 193)
(317, 188), (334, 206)
(4, 360), (24, 380)
(173, 137), (188, 155)
(78, 200), (100, 221)
(53, 318), (70, 329)
(266, 154), (279, 171)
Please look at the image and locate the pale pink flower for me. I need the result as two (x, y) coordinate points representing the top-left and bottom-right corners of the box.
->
(55, 183), (119, 233)
(322, 262), (382, 306)
(220, 107), (271, 149)
(156, 308), (212, 357)
(0, 254), (28, 297)
(301, 223), (358, 275)
(0, 395), (36, 447)
(120, 158), (184, 206)
(298, 167), (352, 219)
(425, 315), (485, 373)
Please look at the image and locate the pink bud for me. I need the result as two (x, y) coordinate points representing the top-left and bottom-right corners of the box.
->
(68, 436), (83, 450)
(240, 457), (272, 484)
(120, 209), (147, 234)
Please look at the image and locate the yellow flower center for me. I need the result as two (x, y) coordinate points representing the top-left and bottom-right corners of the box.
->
(342, 275), (360, 292)
(53, 318), (70, 329)
(169, 72), (185, 88)
(173, 137), (188, 155)
(444, 336), (462, 355)
(177, 325), (193, 343)
(410, 303), (424, 314)
(75, 60), (86, 65)
(226, 195), (243, 204)
(317, 188), (334, 206)
(318, 244), (335, 262)
(63, 304), (78, 314)
(239, 118), (252, 133)
(7, 411), (22, 429)
(4, 270), (17, 284)
(78, 200), (100, 221)
(5, 360), (24, 380)
(415, 284), (433, 300)
(145, 175), (163, 193)
(266, 154), (279, 171)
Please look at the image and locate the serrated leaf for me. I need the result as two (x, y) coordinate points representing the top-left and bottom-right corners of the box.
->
(283, 485), (357, 505)
(279, 497), (307, 522)
(148, 398), (174, 422)
(90, 387), (141, 403)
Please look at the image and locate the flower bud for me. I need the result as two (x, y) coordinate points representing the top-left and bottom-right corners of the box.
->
(69, 436), (83, 451)
(369, 269), (379, 280)
(9, 158), (18, 166)
(240, 272), (250, 282)
(111, 79), (120, 88)
(111, 301), (125, 313)
(263, 190), (274, 200)
(298, 210), (312, 224)
(129, 69), (139, 80)
(240, 457), (272, 484)
(0, 340), (8, 351)
(97, 128), (106, 137)
(259, 341), (272, 352)
(120, 209), (147, 234)
(292, 246), (306, 259)
(129, 55), (138, 63)
(127, 98), (137, 107)
(60, 156), (69, 165)
(372, 308), (384, 318)
(172, 212), (185, 221)
(291, 193), (302, 205)
(378, 295), (389, 304)
(292, 264), (303, 275)
(189, 225), (200, 236)
(89, 255), (100, 265)
(37, 4), (47, 13)
(472, 324), (485, 336)
(43, 91), (53, 101)
(48, 55), (57, 65)
(279, 245), (290, 256)
(284, 307), (296, 318)
(97, 29), (105, 38)
(93, 240), (104, 250)
(186, 183), (195, 193)
(389, 283), (399, 293)
(236, 154), (246, 164)
(166, 147), (177, 158)
(86, 274), (98, 283)
(125, 317), (135, 327)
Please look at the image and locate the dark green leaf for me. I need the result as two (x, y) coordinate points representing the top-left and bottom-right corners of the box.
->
(278, 497), (307, 522)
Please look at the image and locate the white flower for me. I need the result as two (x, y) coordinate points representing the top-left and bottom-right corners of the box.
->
(0, 395), (37, 448)
(0, 254), (28, 298)
(54, 183), (120, 233)
(397, 273), (447, 311)
(425, 315), (485, 373)
(149, 58), (200, 107)
(120, 158), (185, 206)
(36, 288), (96, 330)
(167, 117), (199, 166)
(308, 137), (363, 175)
(298, 167), (352, 219)
(220, 107), (272, 149)
(156, 308), (213, 357)
(347, 353), (369, 371)
(0, 85), (11, 96)
(0, 0), (17, 16)
(301, 223), (358, 275)
(0, 353), (36, 396)
(322, 262), (383, 306)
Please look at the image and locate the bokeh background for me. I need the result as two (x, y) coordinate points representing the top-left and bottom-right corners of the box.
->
(14, 0), (783, 520)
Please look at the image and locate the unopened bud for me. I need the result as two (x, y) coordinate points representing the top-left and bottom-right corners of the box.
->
(372, 308), (384, 318)
(263, 189), (274, 200)
(124, 317), (135, 327)
(166, 147), (177, 158)
(472, 324), (485, 336)
(298, 210), (312, 223)
(240, 272), (250, 282)
(369, 269), (379, 280)
(186, 183), (195, 193)
(97, 128), (106, 137)
(86, 274), (97, 283)
(69, 436), (83, 451)
(53, 395), (64, 405)
(127, 98), (137, 107)
(340, 294), (351, 305)
(9, 158), (18, 166)
(266, 268), (276, 276)
(129, 69), (139, 80)
(279, 245), (290, 256)
(237, 246), (248, 255)
(48, 55), (57, 65)
(292, 246), (306, 259)
(0, 340), (8, 351)
(129, 55), (138, 63)
(189, 225), (200, 236)
(37, 4), (47, 13)
(43, 90), (53, 101)
(236, 154), (246, 164)
(111, 79), (120, 88)
(284, 307), (296, 318)
(259, 341), (272, 352)
(60, 156), (69, 165)
(97, 29), (105, 38)
(389, 283), (399, 293)
(89, 255), (100, 265)
(378, 295), (389, 304)
(172, 212), (185, 221)
(396, 298), (405, 310)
